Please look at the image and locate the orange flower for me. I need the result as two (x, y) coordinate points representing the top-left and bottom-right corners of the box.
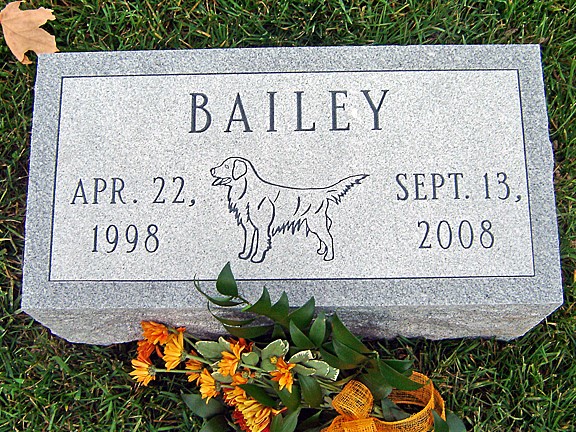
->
(136, 339), (155, 362)
(234, 397), (282, 432)
(141, 321), (170, 345)
(185, 352), (203, 383)
(223, 369), (251, 407)
(270, 357), (296, 393)
(235, 338), (252, 349)
(232, 409), (251, 432)
(129, 358), (156, 386)
(219, 338), (249, 376)
(198, 368), (219, 402)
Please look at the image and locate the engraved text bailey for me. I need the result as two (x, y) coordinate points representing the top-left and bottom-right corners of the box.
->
(189, 90), (389, 133)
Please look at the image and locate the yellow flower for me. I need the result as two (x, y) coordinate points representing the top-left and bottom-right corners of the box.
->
(198, 368), (219, 402)
(234, 397), (283, 432)
(163, 330), (186, 370)
(129, 358), (156, 386)
(219, 338), (250, 376)
(141, 321), (170, 345)
(270, 356), (296, 393)
(185, 353), (203, 383)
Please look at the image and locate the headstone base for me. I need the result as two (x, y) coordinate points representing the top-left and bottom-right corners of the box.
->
(25, 302), (560, 345)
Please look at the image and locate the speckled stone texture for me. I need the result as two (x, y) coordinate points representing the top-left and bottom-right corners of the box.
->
(23, 45), (562, 344)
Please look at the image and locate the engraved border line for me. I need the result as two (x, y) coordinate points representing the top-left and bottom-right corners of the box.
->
(515, 69), (537, 276)
(48, 68), (536, 282)
(47, 76), (65, 282)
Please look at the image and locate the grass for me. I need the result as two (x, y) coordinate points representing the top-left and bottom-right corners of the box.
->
(1, 0), (575, 430)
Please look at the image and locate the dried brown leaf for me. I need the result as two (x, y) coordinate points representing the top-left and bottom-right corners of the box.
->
(0, 1), (58, 64)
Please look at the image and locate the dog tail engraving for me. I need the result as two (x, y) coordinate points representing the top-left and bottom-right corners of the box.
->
(325, 174), (369, 204)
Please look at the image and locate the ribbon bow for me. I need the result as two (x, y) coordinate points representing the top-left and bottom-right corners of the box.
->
(323, 373), (445, 432)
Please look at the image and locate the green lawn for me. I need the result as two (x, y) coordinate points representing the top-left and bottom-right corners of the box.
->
(1, 1), (575, 430)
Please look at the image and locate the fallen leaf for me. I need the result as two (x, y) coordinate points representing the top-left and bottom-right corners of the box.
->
(0, 1), (58, 64)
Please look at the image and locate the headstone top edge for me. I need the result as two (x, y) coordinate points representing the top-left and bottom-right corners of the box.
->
(36, 44), (542, 72)
(37, 43), (542, 56)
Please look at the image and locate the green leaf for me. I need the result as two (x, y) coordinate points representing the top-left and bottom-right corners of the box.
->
(262, 339), (290, 359)
(194, 279), (210, 297)
(275, 383), (301, 412)
(288, 350), (314, 364)
(223, 324), (273, 339)
(289, 321), (315, 349)
(299, 375), (323, 408)
(239, 384), (277, 408)
(330, 314), (372, 354)
(199, 415), (229, 432)
(378, 360), (424, 391)
(446, 411), (467, 432)
(380, 398), (411, 421)
(216, 262), (238, 297)
(242, 351), (259, 366)
(211, 371), (233, 384)
(433, 411), (450, 432)
(212, 315), (255, 327)
(195, 341), (227, 360)
(261, 340), (289, 371)
(206, 295), (244, 307)
(261, 362), (277, 372)
(288, 297), (315, 329)
(359, 368), (393, 400)
(281, 409), (301, 432)
(318, 347), (357, 370)
(195, 278), (242, 307)
(308, 312), (327, 347)
(268, 292), (290, 326)
(332, 338), (367, 365)
(304, 360), (339, 381)
(296, 410), (322, 431)
(272, 324), (287, 339)
(208, 303), (255, 327)
(181, 393), (225, 419)
(244, 287), (272, 315)
(381, 359), (414, 375)
(293, 364), (316, 376)
(218, 336), (230, 346)
(270, 409), (302, 432)
(270, 412), (284, 432)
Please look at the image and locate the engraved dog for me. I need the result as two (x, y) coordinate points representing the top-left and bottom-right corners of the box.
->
(211, 157), (368, 263)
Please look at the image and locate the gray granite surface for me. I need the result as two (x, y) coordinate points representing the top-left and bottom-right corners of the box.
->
(23, 45), (562, 344)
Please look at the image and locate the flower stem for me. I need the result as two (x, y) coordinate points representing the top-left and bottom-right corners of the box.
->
(318, 380), (342, 393)
(183, 335), (197, 346)
(236, 294), (251, 305)
(185, 353), (212, 365)
(240, 364), (265, 372)
(372, 405), (385, 419)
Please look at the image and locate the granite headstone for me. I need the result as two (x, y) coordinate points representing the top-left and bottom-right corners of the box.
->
(23, 45), (562, 344)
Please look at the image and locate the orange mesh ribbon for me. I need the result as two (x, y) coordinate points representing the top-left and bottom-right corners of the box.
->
(323, 373), (445, 432)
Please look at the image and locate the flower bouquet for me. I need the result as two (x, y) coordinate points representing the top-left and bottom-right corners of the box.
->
(130, 264), (465, 432)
